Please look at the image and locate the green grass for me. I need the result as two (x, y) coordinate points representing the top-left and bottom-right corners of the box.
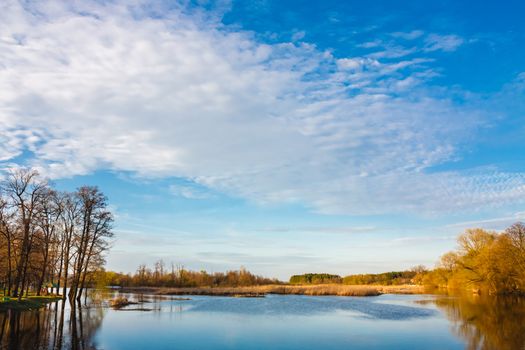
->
(0, 294), (62, 312)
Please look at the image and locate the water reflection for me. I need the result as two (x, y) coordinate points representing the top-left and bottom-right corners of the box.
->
(433, 294), (525, 350)
(0, 297), (104, 350)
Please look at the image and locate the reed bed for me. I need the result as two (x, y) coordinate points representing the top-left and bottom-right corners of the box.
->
(377, 285), (425, 294)
(120, 284), (423, 297)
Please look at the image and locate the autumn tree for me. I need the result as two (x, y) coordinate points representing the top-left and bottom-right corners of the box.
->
(424, 223), (525, 295)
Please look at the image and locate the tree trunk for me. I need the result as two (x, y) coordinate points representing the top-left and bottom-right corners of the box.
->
(6, 230), (12, 296)
(62, 254), (70, 300)
(56, 237), (66, 295)
(12, 220), (30, 298)
(36, 245), (50, 296)
(62, 226), (73, 300)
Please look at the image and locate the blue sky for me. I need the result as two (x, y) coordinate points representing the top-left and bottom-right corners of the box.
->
(1, 0), (524, 279)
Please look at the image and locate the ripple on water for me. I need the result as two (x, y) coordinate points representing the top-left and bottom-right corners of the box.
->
(183, 294), (436, 320)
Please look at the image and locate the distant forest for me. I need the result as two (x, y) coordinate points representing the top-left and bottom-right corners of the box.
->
(289, 268), (425, 286)
(289, 273), (342, 284)
(96, 264), (281, 288)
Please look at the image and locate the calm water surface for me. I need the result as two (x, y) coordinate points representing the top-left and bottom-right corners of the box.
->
(1, 292), (524, 349)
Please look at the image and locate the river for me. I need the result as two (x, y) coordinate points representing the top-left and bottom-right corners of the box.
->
(1, 292), (524, 349)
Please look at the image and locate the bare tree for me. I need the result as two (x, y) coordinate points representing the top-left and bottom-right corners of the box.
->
(2, 169), (48, 300)
(0, 195), (16, 295)
(60, 192), (80, 300)
(69, 186), (113, 302)
(34, 188), (61, 295)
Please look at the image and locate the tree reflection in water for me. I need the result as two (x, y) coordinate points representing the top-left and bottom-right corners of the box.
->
(434, 294), (525, 350)
(0, 297), (104, 350)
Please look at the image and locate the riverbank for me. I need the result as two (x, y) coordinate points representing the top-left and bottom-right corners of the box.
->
(120, 284), (425, 297)
(0, 295), (62, 312)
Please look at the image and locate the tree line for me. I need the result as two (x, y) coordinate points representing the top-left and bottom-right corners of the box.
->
(342, 267), (426, 286)
(288, 269), (426, 286)
(0, 168), (114, 302)
(287, 222), (525, 295)
(95, 262), (281, 288)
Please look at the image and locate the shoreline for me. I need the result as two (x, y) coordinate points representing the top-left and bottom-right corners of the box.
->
(0, 295), (62, 312)
(119, 284), (425, 297)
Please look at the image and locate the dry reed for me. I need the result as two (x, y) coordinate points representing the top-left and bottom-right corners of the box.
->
(121, 284), (423, 297)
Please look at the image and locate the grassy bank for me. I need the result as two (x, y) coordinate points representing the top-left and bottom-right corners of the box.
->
(0, 295), (62, 312)
(120, 284), (424, 297)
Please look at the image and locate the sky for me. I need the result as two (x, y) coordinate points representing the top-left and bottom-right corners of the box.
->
(1, 0), (524, 280)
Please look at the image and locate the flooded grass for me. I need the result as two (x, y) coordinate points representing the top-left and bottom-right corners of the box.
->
(110, 296), (139, 309)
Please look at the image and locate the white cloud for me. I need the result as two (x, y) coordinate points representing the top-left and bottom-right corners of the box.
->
(0, 0), (523, 215)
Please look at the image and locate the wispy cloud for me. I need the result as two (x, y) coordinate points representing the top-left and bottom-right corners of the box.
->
(390, 30), (425, 40)
(424, 34), (464, 52)
(445, 211), (525, 230)
(169, 183), (214, 200)
(255, 226), (378, 234)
